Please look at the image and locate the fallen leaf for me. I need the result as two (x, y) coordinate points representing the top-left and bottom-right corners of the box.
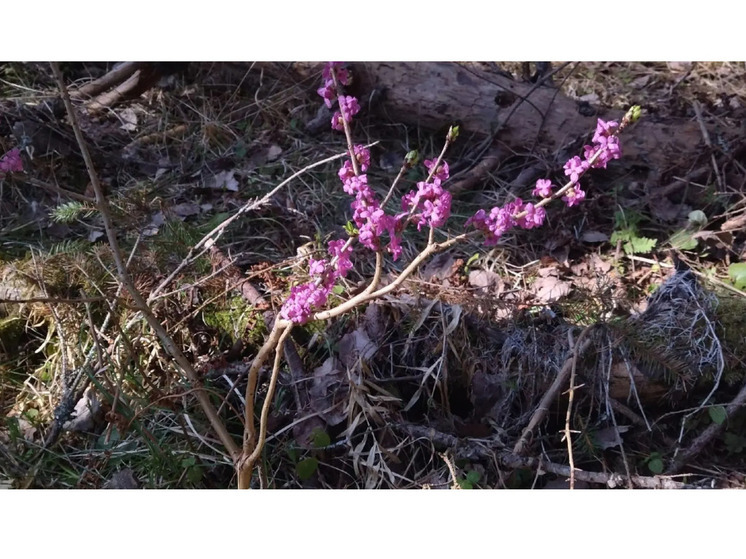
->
(468, 269), (502, 293)
(171, 202), (202, 219)
(104, 469), (139, 489)
(338, 327), (378, 369)
(593, 425), (630, 450)
(421, 253), (456, 281)
(205, 170), (239, 192)
(532, 275), (571, 303)
(266, 144), (283, 162)
(581, 231), (609, 243)
(119, 108), (138, 132)
(308, 357), (347, 426)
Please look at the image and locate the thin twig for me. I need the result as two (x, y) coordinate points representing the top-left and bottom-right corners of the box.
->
(396, 422), (690, 489)
(51, 62), (240, 462)
(238, 323), (294, 488)
(514, 327), (594, 456)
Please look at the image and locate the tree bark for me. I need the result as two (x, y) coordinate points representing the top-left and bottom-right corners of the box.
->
(261, 62), (713, 171)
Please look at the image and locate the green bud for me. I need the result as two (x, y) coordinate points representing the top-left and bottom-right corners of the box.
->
(626, 105), (642, 124)
(344, 221), (358, 236)
(447, 125), (460, 142)
(405, 150), (419, 167)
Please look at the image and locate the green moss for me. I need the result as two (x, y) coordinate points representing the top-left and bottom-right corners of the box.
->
(202, 296), (254, 344)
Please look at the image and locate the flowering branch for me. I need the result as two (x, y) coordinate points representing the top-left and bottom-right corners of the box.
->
(235, 62), (640, 488)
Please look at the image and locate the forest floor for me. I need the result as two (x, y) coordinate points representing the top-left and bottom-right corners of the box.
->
(1, 62), (745, 489)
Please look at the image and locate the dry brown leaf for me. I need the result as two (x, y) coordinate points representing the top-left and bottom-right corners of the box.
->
(468, 269), (502, 294)
(532, 275), (571, 303)
(580, 231), (609, 243)
(308, 357), (347, 426)
(338, 327), (378, 369)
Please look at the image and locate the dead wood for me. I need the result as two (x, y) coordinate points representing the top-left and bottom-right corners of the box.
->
(256, 62), (717, 174)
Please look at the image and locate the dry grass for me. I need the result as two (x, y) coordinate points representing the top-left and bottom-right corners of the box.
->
(1, 61), (745, 488)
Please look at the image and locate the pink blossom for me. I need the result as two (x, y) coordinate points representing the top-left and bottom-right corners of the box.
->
(343, 174), (370, 196)
(533, 179), (553, 198)
(402, 180), (452, 231)
(308, 258), (327, 276)
(424, 158), (449, 182)
(317, 82), (336, 109)
(339, 96), (360, 121)
(331, 112), (345, 131)
(516, 203), (546, 229)
(564, 156), (589, 185)
(562, 186), (586, 207)
(353, 145), (371, 172)
(280, 282), (333, 324)
(328, 239), (353, 278)
(322, 63), (350, 86)
(0, 148), (23, 173)
(338, 160), (355, 183)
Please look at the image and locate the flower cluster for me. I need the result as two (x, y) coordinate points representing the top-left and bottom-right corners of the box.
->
(466, 199), (547, 246)
(467, 117), (623, 245)
(0, 148), (23, 174)
(401, 158), (452, 231)
(344, 165), (404, 260)
(316, 62), (359, 132)
(280, 239), (354, 324)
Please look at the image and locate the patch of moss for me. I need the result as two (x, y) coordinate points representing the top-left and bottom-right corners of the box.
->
(202, 295), (254, 344)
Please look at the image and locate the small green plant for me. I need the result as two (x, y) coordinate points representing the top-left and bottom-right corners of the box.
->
(644, 451), (665, 474)
(458, 469), (481, 489)
(728, 263), (746, 290)
(50, 201), (96, 224)
(610, 209), (657, 255)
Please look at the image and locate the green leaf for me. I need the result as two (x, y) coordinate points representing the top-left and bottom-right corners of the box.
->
(728, 263), (746, 289)
(458, 479), (473, 489)
(669, 229), (698, 251)
(186, 466), (203, 484)
(466, 470), (481, 484)
(23, 408), (39, 421)
(296, 457), (319, 480)
(647, 458), (664, 474)
(332, 285), (345, 295)
(708, 405), (727, 426)
(625, 236), (657, 255)
(724, 432), (746, 454)
(688, 210), (707, 228)
(311, 428), (331, 449)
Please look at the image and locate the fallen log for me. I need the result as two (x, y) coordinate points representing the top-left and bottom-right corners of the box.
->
(256, 62), (716, 172)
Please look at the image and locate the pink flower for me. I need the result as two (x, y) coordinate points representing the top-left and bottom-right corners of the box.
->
(0, 148), (23, 173)
(516, 203), (546, 229)
(308, 258), (327, 276)
(592, 119), (619, 145)
(338, 160), (355, 183)
(317, 82), (336, 109)
(328, 239), (353, 278)
(564, 156), (589, 185)
(533, 179), (553, 198)
(343, 174), (369, 196)
(562, 186), (586, 207)
(280, 282), (333, 324)
(353, 145), (371, 172)
(331, 112), (345, 131)
(424, 158), (449, 182)
(322, 62), (351, 86)
(402, 180), (452, 231)
(339, 96), (360, 121)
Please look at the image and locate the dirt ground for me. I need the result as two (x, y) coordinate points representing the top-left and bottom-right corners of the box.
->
(1, 62), (745, 489)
